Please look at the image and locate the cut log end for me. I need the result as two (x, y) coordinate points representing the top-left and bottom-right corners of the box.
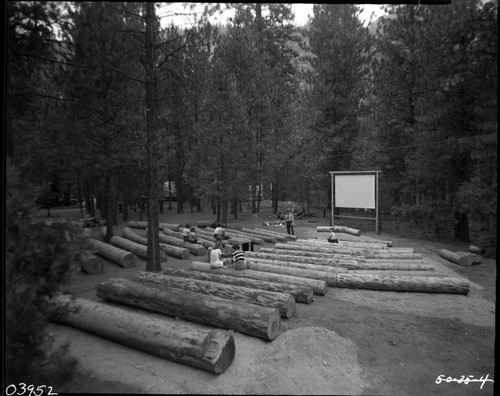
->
(208, 331), (236, 374)
(267, 309), (281, 341)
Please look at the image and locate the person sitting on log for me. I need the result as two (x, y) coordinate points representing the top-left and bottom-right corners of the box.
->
(231, 243), (249, 270)
(182, 224), (191, 242)
(213, 222), (226, 241)
(210, 243), (224, 269)
(188, 227), (198, 244)
(327, 231), (339, 243)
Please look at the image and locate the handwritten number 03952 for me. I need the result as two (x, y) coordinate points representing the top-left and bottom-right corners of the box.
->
(5, 384), (58, 396)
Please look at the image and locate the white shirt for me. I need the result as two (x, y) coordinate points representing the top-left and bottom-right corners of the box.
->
(328, 232), (336, 239)
(214, 227), (224, 236)
(210, 248), (224, 268)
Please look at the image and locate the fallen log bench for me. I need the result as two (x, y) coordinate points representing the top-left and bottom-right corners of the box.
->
(336, 273), (469, 295)
(274, 242), (365, 256)
(122, 227), (189, 259)
(86, 238), (137, 268)
(165, 227), (216, 249)
(365, 253), (423, 260)
(439, 249), (482, 266)
(316, 225), (361, 236)
(133, 271), (296, 319)
(161, 267), (314, 304)
(248, 257), (351, 274)
(247, 250), (362, 266)
(250, 256), (434, 272)
(190, 261), (328, 296)
(109, 235), (168, 262)
(250, 228), (294, 242)
(49, 294), (235, 374)
(156, 233), (206, 256)
(96, 278), (281, 341)
(248, 261), (343, 287)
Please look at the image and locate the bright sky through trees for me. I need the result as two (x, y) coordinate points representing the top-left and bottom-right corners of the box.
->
(158, 3), (386, 28)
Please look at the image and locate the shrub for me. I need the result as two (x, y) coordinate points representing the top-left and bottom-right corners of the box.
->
(5, 160), (83, 385)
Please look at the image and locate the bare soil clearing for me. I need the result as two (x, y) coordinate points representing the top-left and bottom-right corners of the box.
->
(43, 205), (495, 395)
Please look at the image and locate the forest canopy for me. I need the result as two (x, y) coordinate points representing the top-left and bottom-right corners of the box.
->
(6, 1), (497, 242)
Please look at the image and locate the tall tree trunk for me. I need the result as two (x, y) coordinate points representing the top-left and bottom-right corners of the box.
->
(145, 2), (162, 272)
(454, 211), (470, 243)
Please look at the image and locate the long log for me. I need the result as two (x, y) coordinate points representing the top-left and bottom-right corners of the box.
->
(335, 273), (469, 295)
(247, 262), (340, 287)
(157, 233), (206, 256)
(241, 228), (287, 242)
(49, 295), (235, 374)
(251, 227), (297, 241)
(223, 228), (265, 245)
(256, 248), (362, 263)
(305, 237), (393, 247)
(316, 226), (361, 236)
(366, 253), (423, 260)
(126, 220), (148, 229)
(274, 242), (365, 256)
(204, 227), (251, 245)
(160, 223), (182, 231)
(365, 258), (423, 264)
(122, 227), (189, 259)
(109, 236), (167, 262)
(246, 251), (361, 269)
(165, 227), (216, 249)
(86, 238), (137, 268)
(249, 258), (349, 274)
(348, 270), (449, 277)
(250, 256), (434, 272)
(190, 261), (327, 296)
(96, 278), (281, 341)
(133, 272), (295, 319)
(161, 268), (313, 304)
(80, 252), (104, 274)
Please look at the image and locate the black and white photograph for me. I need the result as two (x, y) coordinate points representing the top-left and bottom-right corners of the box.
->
(5, 1), (496, 394)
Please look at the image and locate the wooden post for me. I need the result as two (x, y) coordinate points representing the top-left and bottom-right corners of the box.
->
(50, 295), (235, 374)
(96, 278), (281, 341)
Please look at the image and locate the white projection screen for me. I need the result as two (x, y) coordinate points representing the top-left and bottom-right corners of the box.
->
(334, 174), (376, 209)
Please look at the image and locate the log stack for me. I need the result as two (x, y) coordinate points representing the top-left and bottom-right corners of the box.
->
(133, 271), (296, 319)
(316, 225), (361, 236)
(96, 278), (281, 341)
(190, 261), (328, 296)
(79, 252), (105, 274)
(121, 227), (189, 259)
(86, 238), (137, 268)
(50, 294), (235, 374)
(161, 268), (314, 304)
(109, 236), (168, 262)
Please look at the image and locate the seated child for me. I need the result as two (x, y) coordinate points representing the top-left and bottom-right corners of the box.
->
(327, 231), (339, 243)
(188, 227), (198, 243)
(182, 224), (191, 242)
(231, 243), (248, 270)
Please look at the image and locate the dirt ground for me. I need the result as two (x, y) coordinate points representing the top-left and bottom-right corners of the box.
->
(40, 203), (495, 395)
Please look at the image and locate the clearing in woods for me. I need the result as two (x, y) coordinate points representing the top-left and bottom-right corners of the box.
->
(41, 203), (495, 395)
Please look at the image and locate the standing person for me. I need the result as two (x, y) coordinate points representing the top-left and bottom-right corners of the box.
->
(284, 208), (295, 235)
(327, 230), (339, 243)
(182, 224), (191, 242)
(231, 243), (249, 270)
